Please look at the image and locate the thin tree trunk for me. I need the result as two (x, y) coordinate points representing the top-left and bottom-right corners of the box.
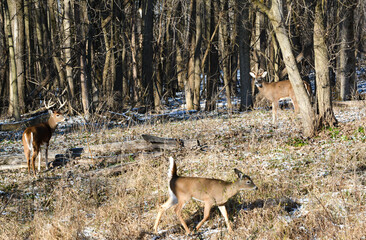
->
(5, 0), (20, 120)
(185, 0), (195, 110)
(238, 1), (252, 110)
(49, 0), (66, 89)
(63, 0), (74, 114)
(338, 1), (356, 100)
(15, 0), (25, 113)
(131, 6), (139, 104)
(23, 0), (33, 97)
(193, 0), (202, 111)
(142, 0), (154, 107)
(102, 15), (111, 96)
(79, 0), (91, 119)
(314, 0), (337, 127)
(219, 0), (232, 112)
(204, 0), (219, 111)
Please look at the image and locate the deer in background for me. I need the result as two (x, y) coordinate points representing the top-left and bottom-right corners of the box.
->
(250, 69), (311, 124)
(22, 101), (66, 176)
(154, 157), (257, 235)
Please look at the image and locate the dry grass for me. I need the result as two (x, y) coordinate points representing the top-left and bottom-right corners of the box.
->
(0, 106), (366, 239)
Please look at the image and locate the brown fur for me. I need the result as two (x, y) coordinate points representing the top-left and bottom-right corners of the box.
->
(154, 157), (257, 234)
(22, 111), (65, 176)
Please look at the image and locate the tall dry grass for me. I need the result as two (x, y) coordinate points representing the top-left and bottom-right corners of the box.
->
(0, 107), (365, 239)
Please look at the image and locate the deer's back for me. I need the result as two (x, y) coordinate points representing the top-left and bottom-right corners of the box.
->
(262, 80), (294, 101)
(172, 176), (231, 203)
(23, 123), (52, 144)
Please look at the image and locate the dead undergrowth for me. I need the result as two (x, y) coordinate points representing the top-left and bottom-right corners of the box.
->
(0, 107), (365, 239)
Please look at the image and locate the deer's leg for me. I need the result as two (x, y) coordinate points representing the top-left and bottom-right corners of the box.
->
(175, 200), (190, 235)
(154, 196), (177, 233)
(31, 146), (39, 177)
(218, 205), (233, 232)
(195, 202), (213, 232)
(24, 146), (31, 174)
(45, 143), (49, 169)
(38, 147), (42, 172)
(272, 101), (278, 124)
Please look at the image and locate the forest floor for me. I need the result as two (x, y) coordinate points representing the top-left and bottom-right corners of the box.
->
(0, 103), (366, 240)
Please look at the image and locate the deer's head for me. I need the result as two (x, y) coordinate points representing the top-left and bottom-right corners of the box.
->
(250, 69), (268, 88)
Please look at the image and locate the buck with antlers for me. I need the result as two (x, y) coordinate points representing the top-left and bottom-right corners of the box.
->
(154, 157), (257, 234)
(22, 100), (67, 176)
(250, 69), (311, 124)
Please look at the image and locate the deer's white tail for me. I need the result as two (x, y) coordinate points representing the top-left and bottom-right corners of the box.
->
(168, 157), (177, 179)
(25, 132), (34, 156)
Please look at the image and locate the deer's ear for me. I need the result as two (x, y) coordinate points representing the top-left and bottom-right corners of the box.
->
(48, 110), (53, 115)
(249, 72), (256, 78)
(261, 71), (268, 78)
(234, 168), (244, 179)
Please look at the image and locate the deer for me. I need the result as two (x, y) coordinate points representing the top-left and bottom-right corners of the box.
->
(250, 69), (311, 124)
(153, 157), (257, 235)
(22, 100), (67, 177)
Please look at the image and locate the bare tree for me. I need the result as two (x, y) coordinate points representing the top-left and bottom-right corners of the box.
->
(337, 0), (356, 100)
(237, 1), (253, 110)
(63, 0), (74, 114)
(193, 0), (202, 111)
(15, 0), (25, 113)
(218, 0), (232, 112)
(314, 0), (337, 127)
(5, 0), (20, 120)
(251, 0), (316, 136)
(142, 0), (154, 108)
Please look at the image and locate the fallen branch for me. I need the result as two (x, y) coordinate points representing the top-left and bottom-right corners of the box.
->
(84, 134), (200, 156)
(0, 112), (49, 131)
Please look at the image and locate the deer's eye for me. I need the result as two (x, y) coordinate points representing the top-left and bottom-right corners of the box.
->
(246, 181), (251, 184)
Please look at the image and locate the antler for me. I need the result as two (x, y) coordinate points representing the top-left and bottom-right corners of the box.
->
(57, 99), (67, 110)
(44, 99), (56, 110)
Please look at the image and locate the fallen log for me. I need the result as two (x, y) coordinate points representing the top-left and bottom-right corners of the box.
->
(333, 100), (366, 107)
(84, 135), (200, 156)
(0, 112), (50, 131)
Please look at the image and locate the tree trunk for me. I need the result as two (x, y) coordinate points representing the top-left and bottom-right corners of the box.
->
(23, 0), (34, 99)
(15, 0), (25, 113)
(337, 1), (356, 101)
(204, 0), (219, 111)
(185, 0), (195, 110)
(314, 0), (337, 127)
(219, 0), (232, 112)
(63, 0), (74, 114)
(238, 1), (253, 110)
(130, 5), (140, 104)
(5, 0), (20, 120)
(252, 0), (316, 136)
(49, 0), (66, 90)
(101, 14), (114, 107)
(79, 0), (91, 119)
(193, 0), (202, 111)
(142, 0), (154, 107)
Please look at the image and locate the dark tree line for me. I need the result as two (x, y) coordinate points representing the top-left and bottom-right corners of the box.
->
(0, 0), (365, 135)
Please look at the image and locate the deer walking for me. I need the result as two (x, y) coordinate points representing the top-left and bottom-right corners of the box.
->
(250, 70), (311, 124)
(154, 157), (257, 234)
(22, 110), (66, 176)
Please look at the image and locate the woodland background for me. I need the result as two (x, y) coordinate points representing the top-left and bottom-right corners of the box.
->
(1, 1), (366, 239)
(0, 0), (365, 134)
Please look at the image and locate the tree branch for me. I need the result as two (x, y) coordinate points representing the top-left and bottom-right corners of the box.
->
(250, 0), (270, 15)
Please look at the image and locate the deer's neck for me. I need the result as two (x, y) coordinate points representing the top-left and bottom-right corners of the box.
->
(47, 118), (58, 130)
(223, 181), (243, 200)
